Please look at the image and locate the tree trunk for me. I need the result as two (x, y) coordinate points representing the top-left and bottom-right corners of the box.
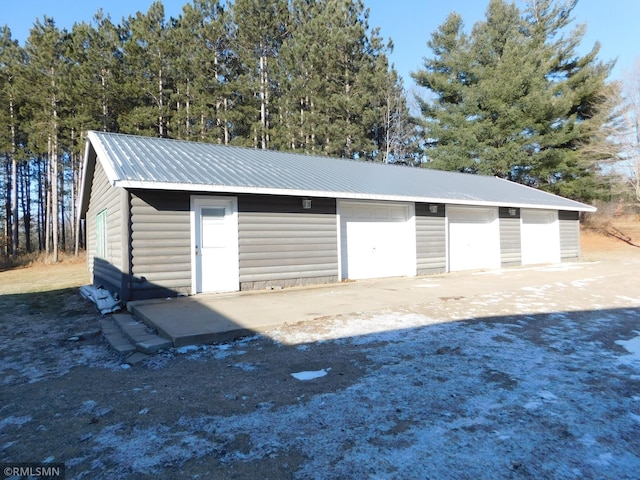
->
(186, 82), (191, 138)
(59, 165), (66, 251)
(101, 68), (109, 131)
(158, 65), (165, 137)
(51, 77), (59, 263)
(37, 157), (44, 251)
(74, 148), (83, 256)
(19, 161), (31, 253)
(10, 97), (18, 257)
(10, 152), (17, 256)
(3, 157), (10, 256)
(45, 145), (51, 255)
(259, 51), (269, 150)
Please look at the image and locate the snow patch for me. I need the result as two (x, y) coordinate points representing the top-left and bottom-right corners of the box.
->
(615, 332), (640, 365)
(270, 313), (441, 346)
(291, 368), (331, 381)
(176, 345), (199, 354)
(0, 415), (31, 429)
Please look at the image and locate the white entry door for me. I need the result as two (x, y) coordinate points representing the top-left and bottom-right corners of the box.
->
(521, 209), (560, 265)
(192, 196), (239, 293)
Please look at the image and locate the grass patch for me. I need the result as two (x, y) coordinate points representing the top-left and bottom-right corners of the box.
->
(0, 259), (93, 322)
(25, 288), (79, 315)
(0, 288), (90, 319)
(0, 250), (85, 272)
(0, 260), (88, 296)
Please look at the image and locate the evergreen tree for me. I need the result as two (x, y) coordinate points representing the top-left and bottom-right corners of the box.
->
(0, 26), (27, 255)
(0, 26), (30, 257)
(173, 0), (237, 143)
(311, 0), (380, 159)
(23, 17), (71, 259)
(232, 0), (291, 149)
(73, 11), (126, 134)
(121, 2), (175, 137)
(412, 0), (613, 201)
(277, 0), (405, 160)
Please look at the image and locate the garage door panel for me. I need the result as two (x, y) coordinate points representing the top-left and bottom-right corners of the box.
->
(448, 206), (500, 272)
(340, 202), (415, 280)
(521, 209), (560, 265)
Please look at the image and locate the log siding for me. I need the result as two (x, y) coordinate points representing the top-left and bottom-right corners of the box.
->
(238, 195), (338, 290)
(86, 158), (125, 293)
(415, 203), (446, 274)
(559, 210), (580, 259)
(129, 190), (192, 299)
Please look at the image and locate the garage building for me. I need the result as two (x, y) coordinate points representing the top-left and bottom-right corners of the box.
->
(79, 131), (595, 301)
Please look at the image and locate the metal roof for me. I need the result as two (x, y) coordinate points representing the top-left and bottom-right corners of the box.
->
(84, 130), (596, 212)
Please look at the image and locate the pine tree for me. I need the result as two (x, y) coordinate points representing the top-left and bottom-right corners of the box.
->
(0, 26), (26, 256)
(121, 2), (175, 137)
(232, 0), (291, 149)
(173, 0), (236, 143)
(412, 0), (614, 201)
(76, 11), (126, 133)
(276, 0), (405, 160)
(23, 17), (71, 260)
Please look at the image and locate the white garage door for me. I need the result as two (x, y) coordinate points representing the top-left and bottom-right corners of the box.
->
(447, 206), (500, 272)
(340, 202), (415, 280)
(521, 209), (560, 265)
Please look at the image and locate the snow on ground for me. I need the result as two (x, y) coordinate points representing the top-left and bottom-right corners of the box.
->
(80, 305), (640, 479)
(3, 259), (640, 479)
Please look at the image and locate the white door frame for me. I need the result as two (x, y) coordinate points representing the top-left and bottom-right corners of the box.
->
(190, 195), (239, 294)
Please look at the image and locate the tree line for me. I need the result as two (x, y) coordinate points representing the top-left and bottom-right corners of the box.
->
(0, 0), (415, 259)
(0, 0), (629, 260)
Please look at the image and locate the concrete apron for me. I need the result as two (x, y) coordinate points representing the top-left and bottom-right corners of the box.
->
(126, 262), (598, 348)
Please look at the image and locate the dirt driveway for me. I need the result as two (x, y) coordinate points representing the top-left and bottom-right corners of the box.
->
(1, 235), (640, 479)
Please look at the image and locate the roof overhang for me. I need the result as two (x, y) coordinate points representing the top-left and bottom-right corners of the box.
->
(114, 179), (597, 212)
(78, 138), (95, 219)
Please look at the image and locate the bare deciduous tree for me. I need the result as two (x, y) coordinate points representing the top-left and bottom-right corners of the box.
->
(622, 60), (640, 201)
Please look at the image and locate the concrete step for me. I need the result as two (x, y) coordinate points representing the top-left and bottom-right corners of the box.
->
(98, 318), (136, 354)
(112, 313), (149, 343)
(105, 313), (172, 355)
(136, 336), (173, 354)
(125, 351), (150, 365)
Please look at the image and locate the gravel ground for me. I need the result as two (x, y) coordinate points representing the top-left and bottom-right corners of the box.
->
(1, 244), (639, 479)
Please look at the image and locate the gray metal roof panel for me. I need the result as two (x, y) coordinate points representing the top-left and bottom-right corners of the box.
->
(86, 131), (595, 211)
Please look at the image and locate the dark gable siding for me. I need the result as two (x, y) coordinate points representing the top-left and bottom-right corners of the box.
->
(129, 190), (192, 299)
(415, 203), (446, 274)
(238, 195), (338, 289)
(559, 210), (580, 259)
(86, 158), (126, 293)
